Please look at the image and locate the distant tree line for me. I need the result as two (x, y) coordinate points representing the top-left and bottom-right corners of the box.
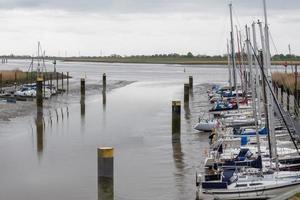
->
(1, 52), (300, 61)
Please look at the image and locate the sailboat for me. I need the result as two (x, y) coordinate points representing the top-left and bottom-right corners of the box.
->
(197, 1), (300, 199)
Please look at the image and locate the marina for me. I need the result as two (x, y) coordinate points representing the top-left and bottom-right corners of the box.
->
(0, 0), (300, 200)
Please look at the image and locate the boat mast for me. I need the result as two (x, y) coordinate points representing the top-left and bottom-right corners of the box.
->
(252, 22), (262, 123)
(262, 0), (279, 171)
(227, 39), (232, 87)
(229, 3), (237, 89)
(246, 26), (262, 163)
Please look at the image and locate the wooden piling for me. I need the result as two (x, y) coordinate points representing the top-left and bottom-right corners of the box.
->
(61, 72), (64, 91)
(36, 76), (43, 113)
(103, 73), (106, 92)
(295, 65), (298, 116)
(184, 84), (189, 104)
(287, 89), (290, 111)
(50, 73), (53, 93)
(81, 78), (85, 117)
(43, 73), (46, 98)
(81, 78), (85, 97)
(172, 101), (181, 143)
(67, 72), (69, 92)
(98, 147), (114, 200)
(189, 76), (193, 89)
(14, 71), (17, 89)
(0, 73), (2, 92)
(56, 72), (59, 91)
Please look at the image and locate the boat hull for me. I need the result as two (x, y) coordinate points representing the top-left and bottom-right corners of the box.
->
(203, 180), (300, 200)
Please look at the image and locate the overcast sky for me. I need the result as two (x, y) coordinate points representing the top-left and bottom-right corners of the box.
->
(0, 0), (299, 56)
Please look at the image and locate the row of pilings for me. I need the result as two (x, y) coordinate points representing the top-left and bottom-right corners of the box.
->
(272, 80), (300, 116)
(35, 73), (110, 200)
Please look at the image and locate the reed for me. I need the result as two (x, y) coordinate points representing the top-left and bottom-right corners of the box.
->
(272, 72), (300, 92)
(0, 70), (70, 87)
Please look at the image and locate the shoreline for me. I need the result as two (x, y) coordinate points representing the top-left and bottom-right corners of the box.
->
(61, 58), (300, 66)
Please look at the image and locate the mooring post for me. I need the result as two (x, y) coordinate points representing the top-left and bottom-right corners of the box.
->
(287, 89), (290, 112)
(295, 65), (298, 116)
(80, 78), (86, 117)
(184, 84), (189, 104)
(14, 71), (17, 89)
(98, 147), (114, 200)
(297, 89), (300, 112)
(172, 101), (181, 143)
(189, 76), (193, 90)
(43, 73), (46, 98)
(81, 78), (85, 97)
(56, 72), (59, 91)
(61, 72), (64, 92)
(67, 72), (69, 92)
(50, 73), (53, 94)
(36, 76), (43, 113)
(103, 73), (106, 93)
(36, 76), (44, 154)
(0, 73), (2, 93)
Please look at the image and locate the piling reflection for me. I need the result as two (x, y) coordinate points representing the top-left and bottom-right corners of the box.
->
(98, 178), (113, 200)
(81, 96), (85, 121)
(98, 147), (113, 200)
(172, 142), (184, 172)
(66, 106), (69, 119)
(103, 91), (106, 112)
(36, 109), (44, 156)
(184, 104), (191, 120)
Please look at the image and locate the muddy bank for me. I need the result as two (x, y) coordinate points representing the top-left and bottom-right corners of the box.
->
(0, 80), (134, 121)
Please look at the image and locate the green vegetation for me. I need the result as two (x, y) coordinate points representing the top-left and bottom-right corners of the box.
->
(63, 53), (300, 65)
(2, 53), (300, 65)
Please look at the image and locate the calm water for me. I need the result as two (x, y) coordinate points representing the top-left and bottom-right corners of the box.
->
(0, 60), (228, 200)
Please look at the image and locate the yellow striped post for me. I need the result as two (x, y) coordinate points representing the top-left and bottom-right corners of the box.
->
(98, 147), (114, 200)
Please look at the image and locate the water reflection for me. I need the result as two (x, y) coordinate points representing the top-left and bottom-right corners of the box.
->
(184, 104), (191, 120)
(36, 107), (44, 157)
(103, 91), (106, 112)
(80, 95), (85, 130)
(98, 177), (113, 200)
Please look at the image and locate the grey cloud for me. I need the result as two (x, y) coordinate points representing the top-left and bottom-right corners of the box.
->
(2, 0), (299, 13)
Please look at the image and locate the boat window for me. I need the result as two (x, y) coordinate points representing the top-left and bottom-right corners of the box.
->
(249, 183), (263, 186)
(235, 184), (247, 187)
(238, 175), (246, 178)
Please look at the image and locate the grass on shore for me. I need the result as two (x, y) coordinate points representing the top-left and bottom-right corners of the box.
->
(63, 57), (300, 65)
(272, 72), (300, 92)
(0, 70), (68, 88)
